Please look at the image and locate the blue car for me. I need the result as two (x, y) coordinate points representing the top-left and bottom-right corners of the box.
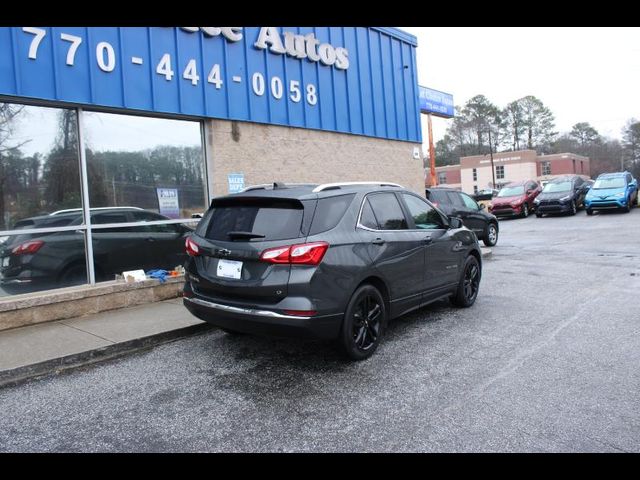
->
(585, 172), (638, 215)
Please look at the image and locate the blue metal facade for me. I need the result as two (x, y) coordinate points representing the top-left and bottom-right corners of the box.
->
(0, 27), (421, 143)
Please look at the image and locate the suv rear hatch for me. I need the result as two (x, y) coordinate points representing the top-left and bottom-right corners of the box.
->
(188, 196), (314, 303)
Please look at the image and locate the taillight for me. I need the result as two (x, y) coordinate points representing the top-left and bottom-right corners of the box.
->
(259, 246), (290, 263)
(185, 237), (200, 257)
(11, 240), (44, 255)
(260, 242), (329, 266)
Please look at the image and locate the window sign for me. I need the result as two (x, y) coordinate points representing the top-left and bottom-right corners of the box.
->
(228, 173), (245, 193)
(156, 188), (180, 219)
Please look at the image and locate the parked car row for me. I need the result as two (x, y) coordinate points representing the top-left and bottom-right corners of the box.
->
(478, 171), (637, 219)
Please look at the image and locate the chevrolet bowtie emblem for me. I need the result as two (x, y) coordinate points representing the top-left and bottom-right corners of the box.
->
(217, 248), (231, 256)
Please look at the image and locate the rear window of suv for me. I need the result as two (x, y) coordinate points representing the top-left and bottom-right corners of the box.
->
(309, 194), (355, 235)
(427, 190), (450, 205)
(199, 199), (304, 242)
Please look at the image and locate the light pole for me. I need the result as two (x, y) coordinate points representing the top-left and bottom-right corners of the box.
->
(487, 127), (496, 189)
(427, 113), (437, 186)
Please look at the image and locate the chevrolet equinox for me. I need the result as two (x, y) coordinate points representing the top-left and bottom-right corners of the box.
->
(183, 182), (483, 360)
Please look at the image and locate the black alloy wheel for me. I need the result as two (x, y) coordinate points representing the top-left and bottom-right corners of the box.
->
(340, 285), (386, 360)
(452, 255), (481, 308)
(570, 201), (577, 215)
(521, 203), (529, 218)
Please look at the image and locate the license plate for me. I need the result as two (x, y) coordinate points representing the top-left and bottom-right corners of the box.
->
(217, 259), (242, 279)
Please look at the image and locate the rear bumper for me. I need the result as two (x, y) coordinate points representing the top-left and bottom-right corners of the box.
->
(183, 295), (343, 340)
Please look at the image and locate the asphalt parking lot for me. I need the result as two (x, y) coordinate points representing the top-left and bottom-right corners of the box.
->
(1, 207), (639, 452)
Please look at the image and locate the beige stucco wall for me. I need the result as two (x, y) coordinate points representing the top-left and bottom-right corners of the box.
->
(205, 119), (425, 196)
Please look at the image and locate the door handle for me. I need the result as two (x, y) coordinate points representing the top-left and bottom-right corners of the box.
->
(372, 238), (385, 245)
(422, 236), (433, 244)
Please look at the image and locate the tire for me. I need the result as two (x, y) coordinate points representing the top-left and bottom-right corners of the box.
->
(623, 198), (631, 213)
(586, 208), (594, 216)
(521, 203), (529, 218)
(59, 263), (87, 287)
(451, 255), (481, 308)
(339, 284), (387, 361)
(483, 223), (498, 247)
(536, 212), (543, 218)
(570, 201), (577, 216)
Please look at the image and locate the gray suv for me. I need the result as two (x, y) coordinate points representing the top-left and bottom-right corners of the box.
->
(183, 182), (483, 360)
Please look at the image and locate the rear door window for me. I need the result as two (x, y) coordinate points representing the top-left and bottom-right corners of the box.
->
(203, 200), (304, 242)
(366, 193), (408, 230)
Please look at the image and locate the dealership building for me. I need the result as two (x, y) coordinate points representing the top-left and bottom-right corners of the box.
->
(0, 26), (424, 301)
(429, 150), (591, 194)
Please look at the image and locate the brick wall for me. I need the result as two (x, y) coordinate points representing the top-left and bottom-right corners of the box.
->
(206, 119), (425, 196)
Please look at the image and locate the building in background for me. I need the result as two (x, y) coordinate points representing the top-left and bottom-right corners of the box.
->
(427, 150), (590, 194)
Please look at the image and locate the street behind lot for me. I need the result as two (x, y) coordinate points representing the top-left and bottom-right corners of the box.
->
(1, 208), (639, 452)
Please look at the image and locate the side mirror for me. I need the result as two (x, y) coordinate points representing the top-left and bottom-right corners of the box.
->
(526, 189), (533, 195)
(448, 216), (463, 229)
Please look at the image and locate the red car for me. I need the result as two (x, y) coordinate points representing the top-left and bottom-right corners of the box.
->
(488, 180), (542, 218)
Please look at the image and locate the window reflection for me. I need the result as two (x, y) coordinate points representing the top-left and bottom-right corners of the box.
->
(0, 103), (82, 230)
(91, 220), (195, 281)
(0, 228), (87, 297)
(83, 111), (206, 219)
(0, 102), (206, 297)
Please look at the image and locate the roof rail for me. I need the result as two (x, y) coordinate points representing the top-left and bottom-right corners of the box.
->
(49, 206), (144, 215)
(240, 182), (316, 192)
(312, 182), (403, 193)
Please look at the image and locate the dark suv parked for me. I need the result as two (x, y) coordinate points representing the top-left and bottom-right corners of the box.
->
(534, 175), (591, 217)
(183, 182), (483, 360)
(425, 187), (499, 246)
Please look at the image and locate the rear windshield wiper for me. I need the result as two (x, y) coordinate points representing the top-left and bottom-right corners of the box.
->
(226, 231), (266, 240)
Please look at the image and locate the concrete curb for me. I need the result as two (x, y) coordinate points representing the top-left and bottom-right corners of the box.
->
(0, 322), (214, 389)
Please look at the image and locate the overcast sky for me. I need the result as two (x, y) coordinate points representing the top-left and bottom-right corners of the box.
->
(401, 27), (640, 149)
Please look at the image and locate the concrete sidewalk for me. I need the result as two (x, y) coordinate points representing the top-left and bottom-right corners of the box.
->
(0, 298), (212, 388)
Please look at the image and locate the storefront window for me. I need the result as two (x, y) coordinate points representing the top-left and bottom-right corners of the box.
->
(90, 222), (193, 281)
(0, 103), (82, 230)
(0, 102), (86, 298)
(82, 111), (207, 219)
(1, 102), (207, 298)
